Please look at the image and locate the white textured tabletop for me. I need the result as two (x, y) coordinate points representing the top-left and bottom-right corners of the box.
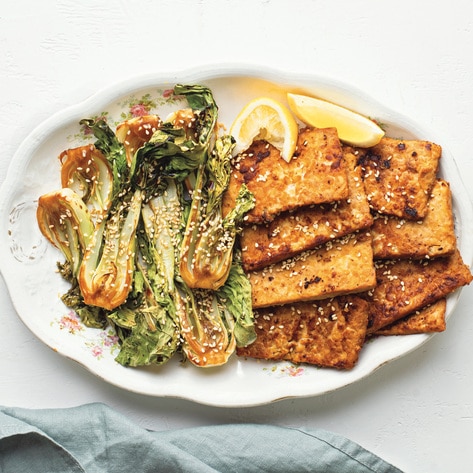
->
(2, 1), (473, 471)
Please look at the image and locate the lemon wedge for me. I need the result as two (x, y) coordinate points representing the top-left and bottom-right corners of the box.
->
(230, 97), (298, 162)
(287, 92), (385, 148)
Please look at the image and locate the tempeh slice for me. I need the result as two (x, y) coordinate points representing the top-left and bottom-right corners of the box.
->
(371, 179), (456, 260)
(237, 296), (369, 370)
(249, 232), (376, 309)
(358, 137), (441, 220)
(222, 127), (349, 224)
(375, 298), (447, 336)
(365, 249), (472, 334)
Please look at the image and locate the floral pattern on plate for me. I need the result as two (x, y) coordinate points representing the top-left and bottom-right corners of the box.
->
(68, 89), (186, 143)
(52, 310), (120, 360)
(263, 363), (307, 378)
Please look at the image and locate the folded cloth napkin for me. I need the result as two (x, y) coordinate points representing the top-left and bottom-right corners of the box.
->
(0, 403), (403, 473)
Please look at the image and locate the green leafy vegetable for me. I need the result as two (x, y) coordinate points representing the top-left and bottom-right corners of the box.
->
(78, 188), (143, 311)
(37, 83), (256, 369)
(129, 84), (219, 192)
(109, 179), (184, 366)
(175, 283), (236, 367)
(175, 257), (256, 366)
(59, 144), (114, 225)
(216, 260), (257, 347)
(37, 188), (95, 277)
(108, 253), (180, 367)
(58, 262), (106, 329)
(179, 135), (255, 290)
(115, 115), (162, 165)
(79, 118), (129, 198)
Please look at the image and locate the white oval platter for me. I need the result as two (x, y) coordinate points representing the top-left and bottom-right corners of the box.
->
(1, 65), (471, 407)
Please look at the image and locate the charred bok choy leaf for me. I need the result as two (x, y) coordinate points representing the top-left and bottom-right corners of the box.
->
(108, 239), (179, 367)
(216, 260), (256, 347)
(179, 135), (256, 290)
(108, 179), (183, 366)
(115, 115), (162, 165)
(79, 117), (129, 199)
(129, 84), (219, 192)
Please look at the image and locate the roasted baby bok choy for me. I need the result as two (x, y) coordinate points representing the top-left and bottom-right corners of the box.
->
(78, 188), (143, 310)
(175, 284), (237, 367)
(37, 188), (94, 278)
(179, 135), (255, 290)
(108, 179), (184, 367)
(59, 144), (114, 224)
(36, 83), (256, 369)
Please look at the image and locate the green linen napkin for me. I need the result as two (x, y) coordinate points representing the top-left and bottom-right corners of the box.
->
(0, 403), (403, 472)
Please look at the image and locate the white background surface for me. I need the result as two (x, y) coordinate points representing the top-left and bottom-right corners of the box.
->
(1, 1), (473, 471)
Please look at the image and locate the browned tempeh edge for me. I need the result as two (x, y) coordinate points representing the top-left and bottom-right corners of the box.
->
(374, 298), (447, 336)
(364, 249), (472, 334)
